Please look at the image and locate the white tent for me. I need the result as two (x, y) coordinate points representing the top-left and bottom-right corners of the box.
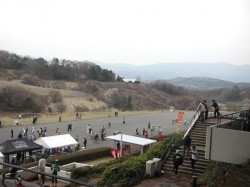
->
(0, 152), (4, 169)
(106, 134), (157, 154)
(34, 134), (78, 149)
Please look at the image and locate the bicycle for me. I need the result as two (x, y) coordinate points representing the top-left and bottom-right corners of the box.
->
(1, 173), (24, 187)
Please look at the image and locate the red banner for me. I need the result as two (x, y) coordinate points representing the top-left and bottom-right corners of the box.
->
(176, 111), (184, 134)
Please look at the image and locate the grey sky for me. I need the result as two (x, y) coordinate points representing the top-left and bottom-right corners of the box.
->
(0, 0), (249, 65)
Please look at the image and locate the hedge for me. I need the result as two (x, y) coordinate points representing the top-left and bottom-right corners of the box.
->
(98, 133), (183, 186)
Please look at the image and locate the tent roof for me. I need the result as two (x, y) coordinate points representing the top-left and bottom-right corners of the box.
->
(34, 134), (78, 149)
(0, 152), (4, 157)
(106, 134), (157, 146)
(0, 138), (43, 155)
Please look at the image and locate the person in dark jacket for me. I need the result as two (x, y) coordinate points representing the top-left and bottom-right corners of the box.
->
(182, 134), (191, 157)
(173, 150), (183, 175)
(212, 100), (220, 118)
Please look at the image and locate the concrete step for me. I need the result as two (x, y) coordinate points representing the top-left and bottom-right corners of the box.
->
(191, 127), (208, 132)
(164, 159), (209, 168)
(190, 128), (207, 134)
(163, 164), (205, 176)
(190, 137), (206, 142)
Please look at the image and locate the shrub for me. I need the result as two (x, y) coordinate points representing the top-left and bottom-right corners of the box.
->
(55, 103), (66, 113)
(49, 90), (62, 103)
(98, 134), (183, 186)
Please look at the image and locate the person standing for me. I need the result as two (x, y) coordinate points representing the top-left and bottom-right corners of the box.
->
(197, 101), (205, 122)
(182, 134), (191, 157)
(148, 121), (151, 129)
(11, 129), (14, 138)
(38, 155), (46, 184)
(18, 132), (22, 139)
(190, 146), (199, 173)
(142, 128), (145, 136)
(144, 130), (148, 138)
(203, 100), (209, 120)
(83, 138), (87, 149)
(212, 100), (220, 118)
(173, 150), (183, 175)
(51, 159), (60, 187)
(122, 116), (126, 124)
(158, 125), (162, 134)
(159, 132), (163, 141)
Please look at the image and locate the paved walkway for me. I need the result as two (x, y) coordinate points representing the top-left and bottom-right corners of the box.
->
(136, 173), (194, 187)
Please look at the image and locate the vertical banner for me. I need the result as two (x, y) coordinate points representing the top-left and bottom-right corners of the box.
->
(176, 111), (184, 134)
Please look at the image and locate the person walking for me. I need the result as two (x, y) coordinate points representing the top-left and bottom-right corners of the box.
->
(38, 155), (46, 184)
(182, 134), (191, 157)
(11, 129), (13, 138)
(212, 100), (220, 118)
(51, 159), (60, 187)
(190, 146), (199, 173)
(172, 150), (183, 175)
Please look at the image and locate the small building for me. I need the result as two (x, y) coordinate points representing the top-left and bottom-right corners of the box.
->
(170, 106), (175, 112)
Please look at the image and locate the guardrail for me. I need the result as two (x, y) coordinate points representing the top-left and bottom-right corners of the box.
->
(217, 110), (249, 127)
(0, 162), (95, 187)
(183, 111), (199, 139)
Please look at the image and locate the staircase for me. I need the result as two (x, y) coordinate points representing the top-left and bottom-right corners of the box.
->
(162, 119), (215, 176)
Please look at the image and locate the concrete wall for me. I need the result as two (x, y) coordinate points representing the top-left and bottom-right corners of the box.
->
(12, 162), (92, 181)
(205, 126), (250, 165)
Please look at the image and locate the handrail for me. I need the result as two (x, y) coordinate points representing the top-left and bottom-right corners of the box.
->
(217, 110), (249, 127)
(0, 162), (96, 187)
(160, 137), (175, 162)
(160, 111), (199, 162)
(183, 111), (199, 139)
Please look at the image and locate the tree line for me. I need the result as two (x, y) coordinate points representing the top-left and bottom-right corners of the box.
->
(0, 50), (119, 82)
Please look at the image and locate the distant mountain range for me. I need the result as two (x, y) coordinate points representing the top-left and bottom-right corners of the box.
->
(96, 62), (250, 89)
(167, 77), (250, 90)
(97, 62), (249, 82)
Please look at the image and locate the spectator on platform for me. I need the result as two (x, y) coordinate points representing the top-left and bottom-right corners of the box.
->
(212, 100), (220, 118)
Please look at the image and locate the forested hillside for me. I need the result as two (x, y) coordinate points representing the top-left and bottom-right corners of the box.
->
(0, 50), (249, 114)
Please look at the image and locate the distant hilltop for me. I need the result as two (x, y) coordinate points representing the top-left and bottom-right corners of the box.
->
(96, 62), (250, 83)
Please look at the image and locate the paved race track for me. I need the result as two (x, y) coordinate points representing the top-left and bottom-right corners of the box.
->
(0, 111), (195, 150)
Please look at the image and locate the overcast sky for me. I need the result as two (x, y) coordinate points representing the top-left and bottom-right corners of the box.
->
(0, 0), (249, 65)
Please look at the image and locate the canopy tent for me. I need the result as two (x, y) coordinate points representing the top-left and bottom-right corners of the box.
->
(106, 134), (157, 154)
(0, 138), (43, 155)
(0, 152), (4, 169)
(34, 134), (78, 149)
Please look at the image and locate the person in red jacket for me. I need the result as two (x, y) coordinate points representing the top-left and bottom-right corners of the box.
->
(159, 132), (163, 141)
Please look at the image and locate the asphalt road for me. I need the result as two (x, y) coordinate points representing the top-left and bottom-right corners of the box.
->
(0, 111), (195, 150)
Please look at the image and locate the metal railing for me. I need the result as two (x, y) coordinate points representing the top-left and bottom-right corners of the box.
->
(160, 111), (200, 163)
(183, 111), (199, 139)
(0, 162), (96, 187)
(160, 138), (175, 163)
(217, 110), (249, 127)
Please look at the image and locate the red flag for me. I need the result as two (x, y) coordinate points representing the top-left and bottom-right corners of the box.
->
(176, 111), (184, 134)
